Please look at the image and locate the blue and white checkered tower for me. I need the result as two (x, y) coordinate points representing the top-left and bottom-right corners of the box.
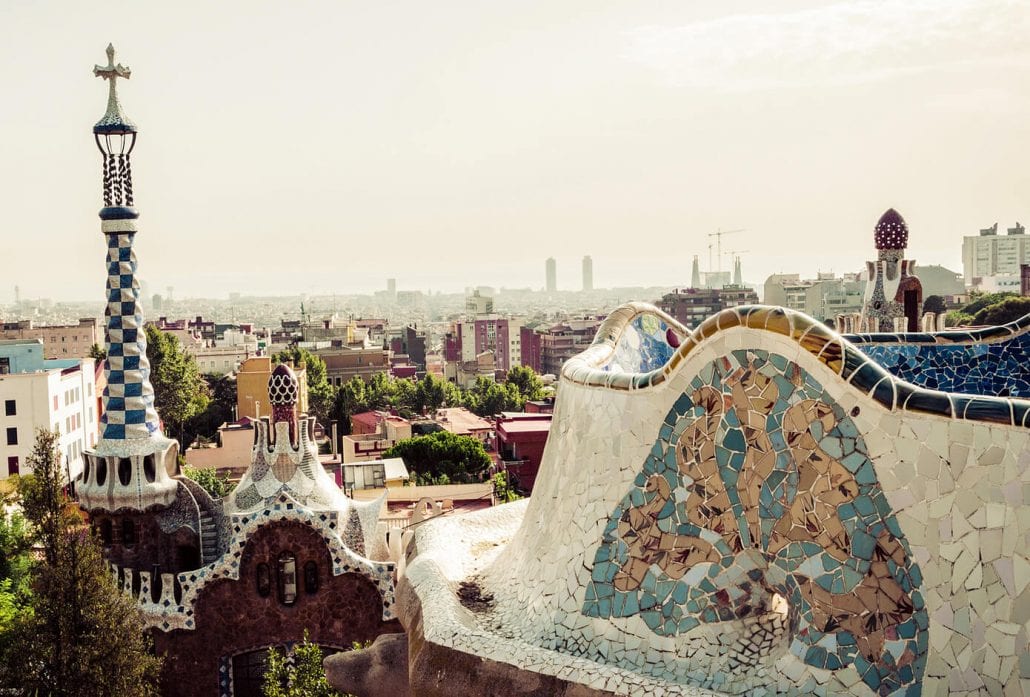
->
(79, 45), (179, 512)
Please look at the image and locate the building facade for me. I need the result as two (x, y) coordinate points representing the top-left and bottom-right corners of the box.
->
(0, 317), (99, 359)
(658, 286), (760, 329)
(962, 222), (1027, 288)
(0, 340), (97, 479)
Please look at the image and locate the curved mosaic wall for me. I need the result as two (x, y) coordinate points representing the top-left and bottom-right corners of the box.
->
(398, 302), (1029, 697)
(845, 314), (1030, 398)
(585, 349), (927, 695)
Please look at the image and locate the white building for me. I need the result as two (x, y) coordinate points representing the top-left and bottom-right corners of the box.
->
(763, 273), (865, 321)
(0, 339), (98, 480)
(962, 222), (1028, 288)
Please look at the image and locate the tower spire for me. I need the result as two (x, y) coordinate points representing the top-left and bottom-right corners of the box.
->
(80, 45), (178, 513)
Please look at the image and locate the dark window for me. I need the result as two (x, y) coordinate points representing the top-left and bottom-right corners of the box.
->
(304, 561), (319, 595)
(256, 563), (271, 597)
(278, 554), (297, 605)
(118, 457), (132, 486)
(6, 456), (18, 476)
(99, 519), (113, 545)
(121, 519), (136, 545)
(96, 458), (108, 486)
(176, 545), (200, 572)
(143, 454), (156, 483)
(5, 428), (16, 446)
(232, 648), (273, 697)
(0, 358), (9, 375)
(3, 400), (14, 416)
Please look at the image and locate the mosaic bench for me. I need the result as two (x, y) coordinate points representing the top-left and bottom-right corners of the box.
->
(340, 303), (1028, 697)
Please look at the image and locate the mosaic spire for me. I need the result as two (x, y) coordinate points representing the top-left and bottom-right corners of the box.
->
(90, 45), (160, 440)
(80, 45), (178, 513)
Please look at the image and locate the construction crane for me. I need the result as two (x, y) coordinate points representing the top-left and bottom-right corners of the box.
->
(707, 228), (745, 273)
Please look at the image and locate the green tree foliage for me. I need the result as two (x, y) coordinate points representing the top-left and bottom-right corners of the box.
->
(189, 373), (239, 442)
(0, 429), (161, 696)
(262, 633), (342, 697)
(182, 465), (235, 499)
(492, 471), (522, 503)
(145, 325), (209, 449)
(505, 365), (544, 402)
(944, 310), (973, 328)
(972, 296), (1030, 326)
(465, 377), (524, 417)
(960, 291), (1017, 317)
(88, 343), (107, 361)
(921, 295), (947, 316)
(274, 347), (334, 425)
(382, 431), (492, 482)
(0, 493), (33, 637)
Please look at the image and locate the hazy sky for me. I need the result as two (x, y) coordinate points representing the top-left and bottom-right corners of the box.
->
(2, 0), (1028, 301)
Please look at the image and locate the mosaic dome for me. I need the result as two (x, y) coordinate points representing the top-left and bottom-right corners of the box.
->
(268, 364), (299, 406)
(874, 208), (909, 250)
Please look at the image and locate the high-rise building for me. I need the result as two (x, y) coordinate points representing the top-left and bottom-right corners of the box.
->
(962, 222), (1028, 289)
(386, 278), (397, 302)
(582, 256), (593, 292)
(545, 257), (557, 293)
(691, 255), (701, 289)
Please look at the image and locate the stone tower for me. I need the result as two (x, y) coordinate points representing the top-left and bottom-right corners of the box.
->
(861, 208), (923, 332)
(78, 45), (179, 513)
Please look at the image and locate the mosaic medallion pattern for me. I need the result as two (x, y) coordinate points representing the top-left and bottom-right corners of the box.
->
(584, 349), (927, 695)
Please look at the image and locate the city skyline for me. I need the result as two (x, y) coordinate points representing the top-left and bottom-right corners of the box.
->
(2, 0), (1028, 300)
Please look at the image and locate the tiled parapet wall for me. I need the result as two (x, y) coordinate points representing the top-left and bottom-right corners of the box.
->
(844, 314), (1030, 398)
(403, 303), (1029, 697)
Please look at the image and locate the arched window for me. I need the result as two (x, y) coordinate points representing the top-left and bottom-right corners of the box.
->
(121, 519), (136, 546)
(142, 454), (156, 483)
(278, 554), (297, 606)
(304, 561), (319, 595)
(256, 563), (271, 597)
(118, 457), (132, 486)
(99, 519), (113, 545)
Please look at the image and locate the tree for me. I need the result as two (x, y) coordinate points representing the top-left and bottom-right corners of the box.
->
(492, 471), (522, 503)
(466, 377), (523, 417)
(88, 343), (107, 361)
(921, 295), (947, 316)
(189, 373), (238, 443)
(972, 296), (1030, 326)
(505, 366), (544, 402)
(182, 465), (235, 499)
(382, 431), (492, 482)
(960, 291), (1017, 318)
(0, 429), (161, 696)
(145, 325), (209, 449)
(274, 347), (334, 425)
(262, 632), (343, 697)
(0, 499), (32, 638)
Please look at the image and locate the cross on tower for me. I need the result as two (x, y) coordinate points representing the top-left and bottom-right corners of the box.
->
(94, 43), (131, 85)
(93, 43), (135, 134)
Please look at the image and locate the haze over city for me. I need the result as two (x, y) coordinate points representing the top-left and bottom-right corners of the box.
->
(2, 0), (1028, 300)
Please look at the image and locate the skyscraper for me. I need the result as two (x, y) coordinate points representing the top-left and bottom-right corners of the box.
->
(545, 257), (557, 293)
(582, 255), (593, 292)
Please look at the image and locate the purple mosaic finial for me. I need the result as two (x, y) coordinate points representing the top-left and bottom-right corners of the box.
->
(268, 363), (300, 437)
